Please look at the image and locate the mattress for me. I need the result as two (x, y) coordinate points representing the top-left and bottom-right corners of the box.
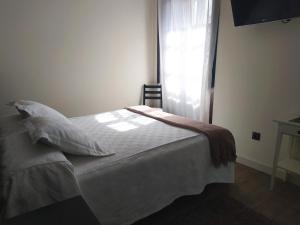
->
(67, 109), (235, 225)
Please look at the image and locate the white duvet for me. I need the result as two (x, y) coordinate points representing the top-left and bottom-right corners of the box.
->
(68, 109), (235, 225)
(0, 110), (234, 225)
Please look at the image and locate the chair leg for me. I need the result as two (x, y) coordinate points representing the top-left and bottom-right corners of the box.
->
(143, 86), (146, 105)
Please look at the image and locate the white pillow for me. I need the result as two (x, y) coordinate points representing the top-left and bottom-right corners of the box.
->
(11, 100), (68, 121)
(24, 116), (114, 157)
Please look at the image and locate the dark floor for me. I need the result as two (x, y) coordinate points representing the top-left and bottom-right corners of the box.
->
(3, 163), (300, 225)
(208, 163), (300, 225)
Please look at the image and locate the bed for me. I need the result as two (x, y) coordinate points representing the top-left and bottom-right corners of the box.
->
(0, 106), (235, 225)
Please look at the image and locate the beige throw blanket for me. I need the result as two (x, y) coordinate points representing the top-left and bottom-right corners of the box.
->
(126, 106), (236, 167)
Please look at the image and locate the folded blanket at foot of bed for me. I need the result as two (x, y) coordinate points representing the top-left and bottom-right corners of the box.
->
(126, 106), (236, 167)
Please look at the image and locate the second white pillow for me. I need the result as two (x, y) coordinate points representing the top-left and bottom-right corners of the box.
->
(12, 100), (68, 121)
(25, 117), (114, 157)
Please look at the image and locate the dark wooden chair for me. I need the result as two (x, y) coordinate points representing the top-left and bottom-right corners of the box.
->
(143, 84), (163, 108)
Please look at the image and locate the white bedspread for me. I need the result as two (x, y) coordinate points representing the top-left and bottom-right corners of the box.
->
(0, 110), (234, 225)
(68, 109), (235, 225)
(69, 109), (198, 174)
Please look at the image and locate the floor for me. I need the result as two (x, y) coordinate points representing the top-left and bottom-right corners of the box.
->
(207, 163), (300, 225)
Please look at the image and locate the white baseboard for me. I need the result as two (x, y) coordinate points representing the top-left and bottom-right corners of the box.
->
(237, 156), (272, 175)
(237, 156), (300, 186)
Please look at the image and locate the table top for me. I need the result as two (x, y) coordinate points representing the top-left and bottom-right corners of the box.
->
(290, 117), (300, 123)
(273, 117), (300, 128)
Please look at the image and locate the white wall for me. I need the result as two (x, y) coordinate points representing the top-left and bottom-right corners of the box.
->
(0, 0), (157, 117)
(214, 0), (300, 169)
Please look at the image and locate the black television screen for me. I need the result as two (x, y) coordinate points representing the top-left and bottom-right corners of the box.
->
(231, 0), (300, 26)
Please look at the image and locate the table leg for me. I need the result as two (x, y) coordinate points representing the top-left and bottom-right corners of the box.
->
(288, 136), (295, 159)
(270, 130), (282, 190)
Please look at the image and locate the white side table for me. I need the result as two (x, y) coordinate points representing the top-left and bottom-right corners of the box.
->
(270, 119), (300, 190)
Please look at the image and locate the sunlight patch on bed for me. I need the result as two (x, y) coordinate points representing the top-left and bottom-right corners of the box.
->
(95, 113), (118, 123)
(117, 109), (132, 118)
(107, 122), (138, 132)
(131, 116), (155, 125)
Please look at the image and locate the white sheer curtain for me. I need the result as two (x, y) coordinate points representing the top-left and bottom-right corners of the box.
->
(158, 0), (220, 122)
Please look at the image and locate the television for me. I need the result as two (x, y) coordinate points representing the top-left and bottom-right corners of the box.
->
(231, 0), (300, 26)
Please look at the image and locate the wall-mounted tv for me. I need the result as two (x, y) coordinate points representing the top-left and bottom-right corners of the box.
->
(231, 0), (300, 26)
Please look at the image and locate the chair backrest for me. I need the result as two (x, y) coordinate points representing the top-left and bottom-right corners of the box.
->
(143, 84), (163, 108)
